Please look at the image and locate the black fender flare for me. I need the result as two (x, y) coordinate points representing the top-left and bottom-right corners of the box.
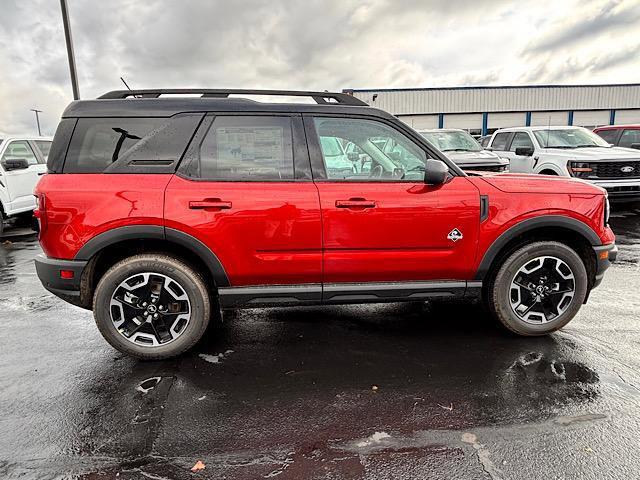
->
(74, 225), (230, 287)
(474, 215), (601, 280)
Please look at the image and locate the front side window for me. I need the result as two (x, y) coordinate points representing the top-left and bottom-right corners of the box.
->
(2, 140), (38, 165)
(509, 132), (534, 151)
(594, 129), (619, 144)
(619, 129), (640, 148)
(491, 132), (510, 151)
(533, 128), (610, 149)
(33, 140), (52, 163)
(198, 116), (294, 181)
(313, 117), (428, 181)
(421, 130), (482, 152)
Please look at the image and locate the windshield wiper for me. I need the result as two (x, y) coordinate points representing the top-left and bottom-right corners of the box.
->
(442, 148), (474, 152)
(573, 144), (599, 148)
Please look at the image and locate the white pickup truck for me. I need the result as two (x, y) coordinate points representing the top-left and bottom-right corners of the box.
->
(0, 136), (52, 235)
(487, 126), (640, 204)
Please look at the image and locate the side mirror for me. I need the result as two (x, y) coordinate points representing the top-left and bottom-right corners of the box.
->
(424, 159), (449, 185)
(1, 158), (30, 171)
(515, 147), (534, 157)
(630, 143), (640, 150)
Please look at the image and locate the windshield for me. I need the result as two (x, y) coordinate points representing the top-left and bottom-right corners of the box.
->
(533, 128), (610, 148)
(421, 130), (482, 152)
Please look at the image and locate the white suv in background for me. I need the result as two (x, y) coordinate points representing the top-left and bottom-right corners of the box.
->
(0, 136), (51, 235)
(487, 126), (640, 204)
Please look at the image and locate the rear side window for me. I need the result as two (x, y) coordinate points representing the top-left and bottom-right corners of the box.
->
(619, 129), (640, 148)
(64, 118), (165, 173)
(595, 129), (619, 144)
(491, 132), (510, 151)
(197, 116), (294, 181)
(33, 140), (52, 163)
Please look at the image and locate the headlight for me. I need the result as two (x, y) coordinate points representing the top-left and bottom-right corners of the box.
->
(604, 196), (610, 225)
(568, 161), (593, 178)
(499, 158), (510, 172)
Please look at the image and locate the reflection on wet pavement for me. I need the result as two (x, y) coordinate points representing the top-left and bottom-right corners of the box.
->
(0, 208), (638, 479)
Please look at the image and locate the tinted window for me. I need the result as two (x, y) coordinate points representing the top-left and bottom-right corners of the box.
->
(33, 140), (52, 163)
(2, 140), (38, 165)
(619, 129), (640, 148)
(509, 132), (534, 151)
(491, 132), (510, 151)
(65, 118), (165, 173)
(595, 129), (619, 144)
(313, 117), (428, 181)
(198, 116), (294, 181)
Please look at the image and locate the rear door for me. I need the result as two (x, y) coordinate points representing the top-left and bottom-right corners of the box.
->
(305, 115), (480, 285)
(165, 114), (322, 290)
(0, 140), (40, 212)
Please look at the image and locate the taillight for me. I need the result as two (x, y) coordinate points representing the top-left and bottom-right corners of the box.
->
(34, 194), (47, 234)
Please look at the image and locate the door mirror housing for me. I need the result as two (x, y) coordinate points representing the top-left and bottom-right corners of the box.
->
(1, 158), (30, 171)
(515, 146), (534, 157)
(424, 159), (449, 185)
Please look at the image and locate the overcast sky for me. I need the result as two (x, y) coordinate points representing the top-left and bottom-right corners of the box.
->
(1, 0), (639, 136)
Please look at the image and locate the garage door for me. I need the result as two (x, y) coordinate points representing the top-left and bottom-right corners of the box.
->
(573, 110), (609, 128)
(530, 111), (569, 127)
(398, 115), (439, 129)
(488, 112), (525, 129)
(444, 113), (483, 130)
(615, 110), (640, 125)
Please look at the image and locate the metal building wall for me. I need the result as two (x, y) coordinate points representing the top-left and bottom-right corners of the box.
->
(348, 84), (640, 116)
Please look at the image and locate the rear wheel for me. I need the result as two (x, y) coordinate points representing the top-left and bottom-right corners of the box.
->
(93, 254), (211, 359)
(0, 209), (4, 236)
(487, 241), (588, 335)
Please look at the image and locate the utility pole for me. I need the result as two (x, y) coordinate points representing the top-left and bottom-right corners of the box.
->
(30, 109), (43, 136)
(60, 0), (80, 100)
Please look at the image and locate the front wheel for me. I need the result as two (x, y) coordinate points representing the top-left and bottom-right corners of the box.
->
(93, 254), (211, 359)
(486, 241), (588, 335)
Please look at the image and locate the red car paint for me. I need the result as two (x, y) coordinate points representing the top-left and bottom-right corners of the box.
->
(35, 171), (614, 287)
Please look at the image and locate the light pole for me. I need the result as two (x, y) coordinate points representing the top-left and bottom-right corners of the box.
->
(30, 109), (42, 136)
(60, 0), (80, 100)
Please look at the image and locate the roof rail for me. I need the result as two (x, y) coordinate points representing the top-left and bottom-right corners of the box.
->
(98, 89), (369, 106)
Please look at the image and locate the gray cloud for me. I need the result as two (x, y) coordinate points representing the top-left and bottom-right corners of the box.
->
(1, 0), (639, 136)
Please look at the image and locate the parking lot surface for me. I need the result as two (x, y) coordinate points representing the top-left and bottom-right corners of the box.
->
(0, 209), (639, 480)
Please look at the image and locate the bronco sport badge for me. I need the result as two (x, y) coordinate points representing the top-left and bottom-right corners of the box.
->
(447, 228), (463, 242)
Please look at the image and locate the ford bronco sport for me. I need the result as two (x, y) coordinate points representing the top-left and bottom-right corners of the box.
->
(35, 89), (617, 359)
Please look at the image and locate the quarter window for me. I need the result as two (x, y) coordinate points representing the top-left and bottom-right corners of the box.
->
(312, 117), (428, 181)
(198, 116), (294, 181)
(619, 129), (640, 149)
(2, 140), (38, 166)
(509, 132), (534, 151)
(491, 132), (510, 151)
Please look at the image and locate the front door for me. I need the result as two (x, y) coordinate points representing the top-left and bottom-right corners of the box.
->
(504, 132), (536, 173)
(305, 115), (481, 284)
(165, 115), (322, 288)
(0, 140), (42, 212)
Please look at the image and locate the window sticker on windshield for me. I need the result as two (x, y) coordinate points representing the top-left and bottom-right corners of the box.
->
(216, 127), (284, 165)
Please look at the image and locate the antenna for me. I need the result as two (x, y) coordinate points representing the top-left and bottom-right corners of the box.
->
(545, 115), (551, 148)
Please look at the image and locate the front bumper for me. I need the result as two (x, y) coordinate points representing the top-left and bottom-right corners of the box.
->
(590, 179), (640, 202)
(592, 243), (618, 289)
(34, 255), (87, 297)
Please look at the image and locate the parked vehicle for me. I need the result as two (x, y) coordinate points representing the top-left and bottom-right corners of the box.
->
(0, 136), (51, 235)
(419, 129), (509, 173)
(35, 90), (616, 359)
(487, 126), (640, 203)
(593, 125), (640, 150)
(477, 134), (492, 148)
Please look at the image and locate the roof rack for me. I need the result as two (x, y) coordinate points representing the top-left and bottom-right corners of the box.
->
(98, 89), (369, 106)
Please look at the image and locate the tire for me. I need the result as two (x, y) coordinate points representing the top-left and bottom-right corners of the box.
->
(93, 254), (211, 360)
(0, 209), (4, 237)
(486, 241), (588, 336)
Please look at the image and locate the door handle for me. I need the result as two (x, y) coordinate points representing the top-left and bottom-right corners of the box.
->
(335, 198), (376, 209)
(189, 199), (232, 210)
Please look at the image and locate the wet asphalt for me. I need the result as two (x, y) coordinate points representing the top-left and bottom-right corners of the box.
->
(0, 208), (639, 480)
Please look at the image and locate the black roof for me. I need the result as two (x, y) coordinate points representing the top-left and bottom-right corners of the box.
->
(62, 89), (395, 119)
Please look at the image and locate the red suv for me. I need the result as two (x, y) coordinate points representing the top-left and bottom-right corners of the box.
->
(35, 89), (617, 359)
(594, 124), (640, 150)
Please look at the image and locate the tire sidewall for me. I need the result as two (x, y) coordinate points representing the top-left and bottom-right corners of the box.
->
(94, 255), (210, 359)
(492, 242), (588, 335)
